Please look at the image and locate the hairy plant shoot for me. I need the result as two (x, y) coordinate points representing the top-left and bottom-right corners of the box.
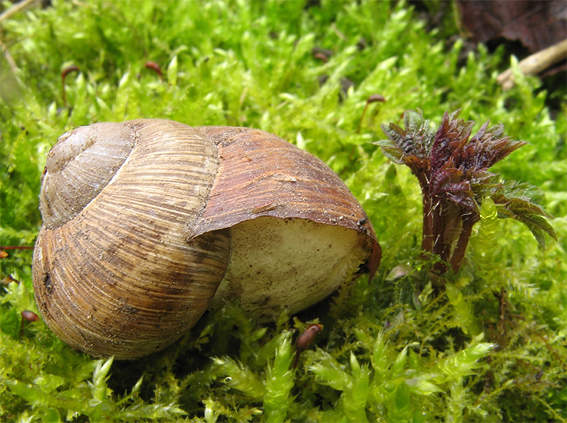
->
(376, 110), (557, 274)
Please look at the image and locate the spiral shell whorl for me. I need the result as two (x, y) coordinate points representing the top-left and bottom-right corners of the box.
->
(40, 122), (136, 229)
(34, 120), (230, 359)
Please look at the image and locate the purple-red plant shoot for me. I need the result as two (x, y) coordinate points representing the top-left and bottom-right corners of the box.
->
(376, 109), (556, 275)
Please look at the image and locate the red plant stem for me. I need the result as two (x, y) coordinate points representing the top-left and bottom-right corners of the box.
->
(357, 94), (385, 134)
(1, 246), (33, 259)
(356, 102), (372, 135)
(419, 179), (461, 274)
(61, 65), (80, 108)
(449, 215), (477, 273)
(431, 204), (447, 257)
(418, 173), (435, 254)
(421, 196), (434, 252)
(432, 202), (451, 274)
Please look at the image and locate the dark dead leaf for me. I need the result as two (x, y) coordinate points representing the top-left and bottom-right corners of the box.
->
(457, 1), (567, 53)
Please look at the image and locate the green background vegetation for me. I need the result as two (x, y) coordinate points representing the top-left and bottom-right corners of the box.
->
(1, 0), (565, 421)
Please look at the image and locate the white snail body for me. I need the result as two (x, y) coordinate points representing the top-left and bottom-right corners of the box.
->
(32, 120), (380, 359)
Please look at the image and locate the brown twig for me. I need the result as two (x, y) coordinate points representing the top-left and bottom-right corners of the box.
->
(0, 40), (19, 76)
(497, 39), (567, 90)
(0, 0), (37, 24)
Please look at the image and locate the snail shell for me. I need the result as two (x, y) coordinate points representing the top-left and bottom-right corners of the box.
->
(32, 120), (380, 359)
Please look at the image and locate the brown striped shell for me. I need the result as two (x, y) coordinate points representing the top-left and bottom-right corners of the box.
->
(32, 119), (380, 359)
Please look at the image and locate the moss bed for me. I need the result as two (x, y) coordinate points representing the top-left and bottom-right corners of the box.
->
(1, 1), (565, 421)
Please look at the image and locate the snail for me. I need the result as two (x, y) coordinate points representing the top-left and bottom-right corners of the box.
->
(32, 119), (381, 359)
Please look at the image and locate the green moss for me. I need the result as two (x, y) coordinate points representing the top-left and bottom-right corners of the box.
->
(1, 0), (565, 421)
